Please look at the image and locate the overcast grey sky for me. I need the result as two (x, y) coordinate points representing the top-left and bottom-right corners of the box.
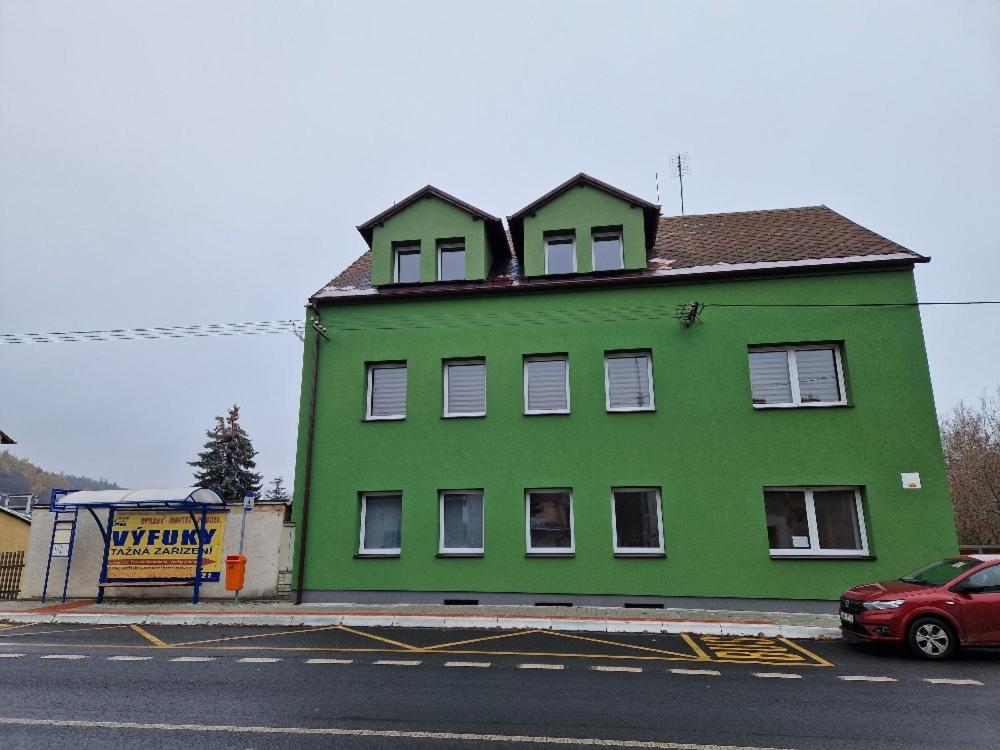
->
(1, 1), (998, 489)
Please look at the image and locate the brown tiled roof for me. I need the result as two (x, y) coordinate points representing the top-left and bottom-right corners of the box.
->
(312, 205), (926, 302)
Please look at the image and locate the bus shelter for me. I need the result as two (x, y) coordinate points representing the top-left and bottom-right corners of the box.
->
(43, 487), (227, 604)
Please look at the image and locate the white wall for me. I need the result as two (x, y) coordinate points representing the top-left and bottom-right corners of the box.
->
(20, 504), (290, 600)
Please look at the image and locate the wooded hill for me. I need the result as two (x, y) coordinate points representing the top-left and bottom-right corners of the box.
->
(0, 450), (119, 501)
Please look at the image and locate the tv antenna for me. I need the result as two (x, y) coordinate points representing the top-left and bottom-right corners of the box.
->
(669, 153), (691, 215)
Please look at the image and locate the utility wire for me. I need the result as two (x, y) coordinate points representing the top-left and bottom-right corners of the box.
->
(2, 301), (998, 344)
(0, 320), (304, 345)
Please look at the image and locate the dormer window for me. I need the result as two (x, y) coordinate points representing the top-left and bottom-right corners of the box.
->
(592, 229), (624, 271)
(544, 234), (576, 274)
(438, 241), (466, 281)
(394, 244), (421, 283)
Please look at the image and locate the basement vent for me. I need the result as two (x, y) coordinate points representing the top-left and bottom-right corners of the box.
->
(534, 601), (572, 607)
(443, 599), (479, 606)
(624, 602), (664, 609)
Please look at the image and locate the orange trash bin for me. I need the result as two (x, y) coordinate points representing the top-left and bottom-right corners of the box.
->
(225, 554), (247, 591)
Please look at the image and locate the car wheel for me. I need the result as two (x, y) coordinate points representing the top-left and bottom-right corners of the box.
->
(907, 616), (958, 660)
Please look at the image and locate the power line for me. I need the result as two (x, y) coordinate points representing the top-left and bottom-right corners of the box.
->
(2, 300), (998, 344)
(0, 320), (304, 345)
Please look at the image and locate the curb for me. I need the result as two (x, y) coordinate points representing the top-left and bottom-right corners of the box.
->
(0, 611), (841, 639)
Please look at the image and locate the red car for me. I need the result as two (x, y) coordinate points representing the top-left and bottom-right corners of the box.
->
(840, 554), (1000, 659)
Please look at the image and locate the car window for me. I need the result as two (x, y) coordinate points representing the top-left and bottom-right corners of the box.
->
(901, 558), (979, 586)
(961, 565), (1000, 593)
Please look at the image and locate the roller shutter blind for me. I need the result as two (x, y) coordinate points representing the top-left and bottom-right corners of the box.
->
(525, 358), (569, 413)
(446, 361), (486, 415)
(369, 365), (407, 417)
(606, 354), (652, 410)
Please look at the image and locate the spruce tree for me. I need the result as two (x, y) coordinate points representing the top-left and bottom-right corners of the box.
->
(264, 476), (291, 504)
(189, 404), (262, 502)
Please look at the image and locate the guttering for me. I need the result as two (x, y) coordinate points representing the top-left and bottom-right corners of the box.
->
(310, 252), (926, 305)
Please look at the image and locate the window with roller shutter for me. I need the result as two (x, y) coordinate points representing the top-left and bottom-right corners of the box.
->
(523, 356), (570, 414)
(443, 359), (486, 417)
(366, 363), (407, 420)
(748, 344), (846, 407)
(604, 351), (654, 412)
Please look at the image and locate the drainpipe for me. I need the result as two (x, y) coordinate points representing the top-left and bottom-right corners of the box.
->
(294, 303), (327, 604)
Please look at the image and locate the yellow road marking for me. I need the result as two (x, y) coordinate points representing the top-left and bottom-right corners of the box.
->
(0, 640), (829, 666)
(336, 624), (421, 651)
(536, 629), (699, 660)
(170, 624), (343, 648)
(0, 625), (126, 639)
(777, 637), (833, 668)
(0, 623), (40, 634)
(423, 629), (544, 650)
(129, 625), (167, 647)
(680, 633), (712, 661)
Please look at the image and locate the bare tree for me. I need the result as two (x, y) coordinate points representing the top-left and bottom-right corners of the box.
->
(940, 388), (1000, 545)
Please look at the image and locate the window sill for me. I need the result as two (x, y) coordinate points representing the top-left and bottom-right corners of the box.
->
(436, 552), (484, 558)
(523, 411), (571, 417)
(525, 552), (575, 558)
(770, 554), (875, 561)
(354, 553), (401, 559)
(606, 408), (656, 414)
(441, 414), (486, 420)
(613, 552), (666, 558)
(752, 403), (851, 410)
(363, 417), (406, 422)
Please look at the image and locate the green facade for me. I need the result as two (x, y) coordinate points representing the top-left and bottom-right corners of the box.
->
(370, 196), (495, 285)
(293, 264), (957, 601)
(522, 185), (648, 275)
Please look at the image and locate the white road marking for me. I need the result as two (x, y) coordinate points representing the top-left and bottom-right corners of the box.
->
(517, 663), (565, 670)
(591, 665), (642, 673)
(0, 654), (23, 658)
(39, 654), (87, 660)
(374, 659), (421, 666)
(753, 673), (802, 679)
(0, 716), (787, 749)
(238, 658), (282, 663)
(306, 658), (353, 665)
(445, 661), (492, 668)
(168, 657), (214, 663)
(670, 668), (721, 676)
(108, 656), (153, 661)
(838, 675), (897, 682)
(924, 678), (983, 686)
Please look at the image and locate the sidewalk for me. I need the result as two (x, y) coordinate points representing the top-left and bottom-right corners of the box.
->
(0, 599), (842, 639)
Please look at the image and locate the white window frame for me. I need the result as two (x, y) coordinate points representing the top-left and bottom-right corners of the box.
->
(437, 242), (466, 282)
(443, 358), (487, 418)
(604, 351), (655, 412)
(544, 234), (577, 274)
(610, 487), (665, 555)
(749, 344), (847, 409)
(525, 488), (575, 555)
(393, 244), (421, 284)
(358, 492), (402, 556)
(523, 355), (570, 415)
(365, 363), (407, 421)
(591, 229), (624, 271)
(764, 486), (869, 557)
(438, 490), (485, 555)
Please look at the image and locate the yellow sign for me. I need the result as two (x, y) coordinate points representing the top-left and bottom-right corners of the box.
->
(106, 511), (226, 582)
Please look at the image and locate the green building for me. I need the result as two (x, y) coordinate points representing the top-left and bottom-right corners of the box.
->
(292, 173), (957, 605)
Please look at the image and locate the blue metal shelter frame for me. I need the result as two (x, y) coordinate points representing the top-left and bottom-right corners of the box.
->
(43, 487), (227, 604)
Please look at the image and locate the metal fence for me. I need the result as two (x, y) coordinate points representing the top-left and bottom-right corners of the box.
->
(0, 550), (25, 599)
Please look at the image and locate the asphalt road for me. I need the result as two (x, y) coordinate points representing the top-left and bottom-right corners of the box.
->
(0, 623), (997, 750)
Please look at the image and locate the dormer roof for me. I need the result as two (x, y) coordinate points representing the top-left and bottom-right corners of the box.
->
(506, 173), (661, 257)
(356, 184), (503, 248)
